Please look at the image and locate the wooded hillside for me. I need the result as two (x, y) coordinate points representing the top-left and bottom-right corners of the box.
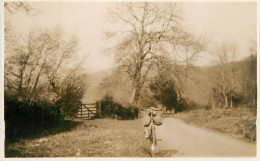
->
(95, 54), (257, 111)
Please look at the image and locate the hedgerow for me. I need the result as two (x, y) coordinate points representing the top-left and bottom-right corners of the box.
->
(100, 95), (139, 120)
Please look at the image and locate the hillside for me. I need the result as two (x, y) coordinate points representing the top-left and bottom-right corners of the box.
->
(81, 55), (256, 108)
(82, 68), (114, 103)
(184, 66), (213, 106)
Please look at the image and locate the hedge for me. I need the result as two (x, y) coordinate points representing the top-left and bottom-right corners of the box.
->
(4, 96), (61, 143)
(100, 95), (139, 120)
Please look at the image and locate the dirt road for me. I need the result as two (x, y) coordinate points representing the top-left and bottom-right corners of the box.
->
(156, 118), (256, 157)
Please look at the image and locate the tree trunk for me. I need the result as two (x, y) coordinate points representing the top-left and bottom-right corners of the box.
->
(230, 95), (233, 108)
(131, 63), (143, 107)
(132, 86), (141, 107)
(224, 95), (228, 108)
(18, 68), (24, 94)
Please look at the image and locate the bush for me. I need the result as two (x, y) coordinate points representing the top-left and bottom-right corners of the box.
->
(149, 78), (189, 112)
(174, 98), (189, 113)
(100, 95), (139, 120)
(4, 95), (62, 143)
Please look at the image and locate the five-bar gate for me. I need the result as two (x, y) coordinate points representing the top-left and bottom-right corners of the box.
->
(77, 102), (101, 119)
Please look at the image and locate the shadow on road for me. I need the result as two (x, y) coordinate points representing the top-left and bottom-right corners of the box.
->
(157, 149), (178, 157)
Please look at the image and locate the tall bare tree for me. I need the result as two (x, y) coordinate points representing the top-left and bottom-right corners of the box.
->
(106, 2), (206, 106)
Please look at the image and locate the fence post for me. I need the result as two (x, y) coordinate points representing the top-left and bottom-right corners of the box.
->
(88, 107), (89, 119)
(81, 104), (82, 118)
(96, 101), (102, 118)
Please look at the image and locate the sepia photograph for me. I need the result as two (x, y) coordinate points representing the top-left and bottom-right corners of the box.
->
(1, 0), (258, 159)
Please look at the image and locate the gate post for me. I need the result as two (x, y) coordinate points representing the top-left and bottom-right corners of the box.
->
(96, 101), (102, 118)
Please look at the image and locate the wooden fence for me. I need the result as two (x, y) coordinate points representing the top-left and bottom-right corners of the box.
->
(76, 102), (101, 119)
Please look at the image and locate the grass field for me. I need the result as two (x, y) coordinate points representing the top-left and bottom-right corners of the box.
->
(171, 107), (256, 143)
(5, 118), (151, 157)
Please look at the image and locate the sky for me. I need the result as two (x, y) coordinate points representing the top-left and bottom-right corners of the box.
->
(4, 1), (257, 73)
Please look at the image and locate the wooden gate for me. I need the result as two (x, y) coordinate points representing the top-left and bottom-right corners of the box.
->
(76, 102), (101, 119)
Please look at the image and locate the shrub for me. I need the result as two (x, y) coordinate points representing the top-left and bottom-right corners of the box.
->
(100, 95), (139, 120)
(149, 78), (189, 112)
(4, 95), (62, 143)
(174, 98), (189, 113)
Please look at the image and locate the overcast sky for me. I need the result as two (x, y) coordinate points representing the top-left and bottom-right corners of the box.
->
(5, 1), (257, 73)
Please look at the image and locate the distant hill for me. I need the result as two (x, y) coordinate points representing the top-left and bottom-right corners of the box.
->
(82, 68), (114, 103)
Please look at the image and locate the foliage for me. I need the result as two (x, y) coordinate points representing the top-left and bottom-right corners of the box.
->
(100, 95), (139, 120)
(149, 78), (188, 112)
(148, 55), (190, 112)
(149, 79), (177, 110)
(57, 71), (88, 117)
(4, 95), (62, 143)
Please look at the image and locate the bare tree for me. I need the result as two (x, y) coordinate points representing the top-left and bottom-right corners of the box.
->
(4, 27), (86, 104)
(212, 43), (240, 108)
(248, 40), (257, 107)
(239, 39), (257, 108)
(229, 44), (240, 108)
(4, 1), (34, 35)
(4, 1), (35, 96)
(4, 1), (32, 14)
(106, 2), (206, 106)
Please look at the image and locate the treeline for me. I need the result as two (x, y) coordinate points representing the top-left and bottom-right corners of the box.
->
(100, 2), (257, 112)
(4, 27), (88, 142)
(98, 59), (192, 113)
(185, 54), (256, 109)
(211, 54), (257, 108)
(4, 3), (89, 142)
(4, 27), (88, 116)
(4, 2), (88, 115)
(97, 49), (257, 112)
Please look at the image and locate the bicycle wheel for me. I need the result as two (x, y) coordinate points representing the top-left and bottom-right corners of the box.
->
(151, 125), (156, 157)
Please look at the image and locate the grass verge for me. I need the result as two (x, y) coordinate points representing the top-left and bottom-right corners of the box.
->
(170, 107), (256, 143)
(5, 118), (150, 157)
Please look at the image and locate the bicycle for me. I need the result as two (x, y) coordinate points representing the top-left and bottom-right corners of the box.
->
(150, 107), (157, 157)
(142, 107), (163, 157)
